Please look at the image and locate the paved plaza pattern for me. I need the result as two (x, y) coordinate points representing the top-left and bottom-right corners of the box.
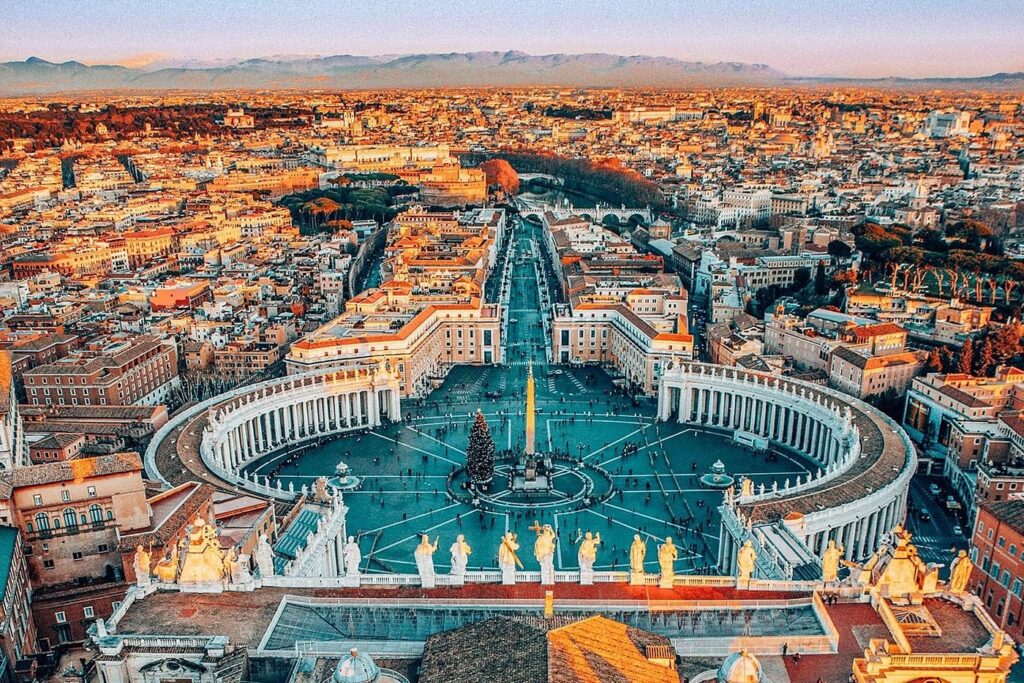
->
(245, 220), (814, 575)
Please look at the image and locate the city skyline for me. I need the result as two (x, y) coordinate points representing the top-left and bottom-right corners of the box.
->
(2, 0), (1024, 79)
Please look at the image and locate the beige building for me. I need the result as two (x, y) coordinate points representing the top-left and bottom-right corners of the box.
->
(828, 347), (926, 400)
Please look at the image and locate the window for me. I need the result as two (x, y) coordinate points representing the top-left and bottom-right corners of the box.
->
(33, 495), (42, 507)
(54, 612), (66, 624)
(111, 601), (121, 612)
(89, 504), (103, 528)
(83, 606), (94, 619)
(43, 560), (54, 569)
(35, 512), (49, 531)
(60, 489), (70, 502)
(63, 508), (77, 530)
(87, 486), (96, 497)
(97, 544), (108, 553)
(72, 552), (83, 561)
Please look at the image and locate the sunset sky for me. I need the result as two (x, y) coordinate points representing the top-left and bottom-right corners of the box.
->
(2, 0), (1022, 78)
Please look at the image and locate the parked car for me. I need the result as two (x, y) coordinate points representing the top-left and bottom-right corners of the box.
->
(953, 525), (963, 536)
(929, 483), (941, 496)
(919, 509), (932, 522)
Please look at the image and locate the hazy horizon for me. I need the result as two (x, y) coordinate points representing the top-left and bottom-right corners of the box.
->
(2, 0), (1023, 79)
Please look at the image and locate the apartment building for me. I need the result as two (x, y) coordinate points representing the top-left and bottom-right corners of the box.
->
(23, 335), (179, 407)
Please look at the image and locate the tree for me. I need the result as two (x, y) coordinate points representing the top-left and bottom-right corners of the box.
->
(827, 240), (852, 259)
(989, 324), (1021, 364)
(793, 267), (811, 290)
(815, 261), (828, 295)
(926, 348), (944, 373)
(957, 338), (975, 375)
(466, 410), (495, 491)
(478, 159), (520, 194)
(938, 345), (955, 373)
(974, 337), (996, 377)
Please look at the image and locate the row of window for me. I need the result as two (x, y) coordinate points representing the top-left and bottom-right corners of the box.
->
(28, 505), (112, 533)
(33, 487), (97, 506)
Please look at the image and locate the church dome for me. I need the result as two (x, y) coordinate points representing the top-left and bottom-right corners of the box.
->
(717, 650), (765, 683)
(333, 648), (380, 683)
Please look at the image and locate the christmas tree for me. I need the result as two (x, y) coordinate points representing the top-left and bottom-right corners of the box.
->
(467, 410), (495, 491)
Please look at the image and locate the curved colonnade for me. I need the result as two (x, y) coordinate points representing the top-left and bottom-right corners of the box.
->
(145, 365), (402, 501)
(657, 362), (916, 580)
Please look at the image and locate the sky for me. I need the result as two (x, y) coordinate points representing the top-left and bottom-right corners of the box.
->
(1, 0), (1022, 78)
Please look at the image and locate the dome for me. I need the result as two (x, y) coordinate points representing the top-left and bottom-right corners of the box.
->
(717, 650), (765, 683)
(333, 648), (380, 683)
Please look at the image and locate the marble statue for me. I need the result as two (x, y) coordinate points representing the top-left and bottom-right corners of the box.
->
(498, 532), (521, 585)
(629, 534), (647, 584)
(450, 534), (471, 578)
(222, 548), (239, 585)
(313, 476), (331, 504)
(533, 523), (557, 585)
(254, 533), (275, 578)
(737, 540), (757, 582)
(343, 536), (362, 578)
(658, 537), (678, 588)
(154, 544), (178, 584)
(577, 532), (601, 585)
(741, 477), (754, 498)
(415, 534), (439, 588)
(822, 539), (843, 583)
(232, 554), (253, 584)
(133, 545), (152, 588)
(948, 550), (974, 594)
(177, 517), (226, 585)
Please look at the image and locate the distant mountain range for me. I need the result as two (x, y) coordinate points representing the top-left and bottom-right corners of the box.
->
(1, 52), (1021, 94)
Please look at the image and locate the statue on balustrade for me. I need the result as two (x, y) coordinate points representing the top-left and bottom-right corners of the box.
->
(578, 532), (601, 584)
(313, 477), (331, 504)
(499, 532), (521, 584)
(233, 554), (253, 584)
(658, 537), (678, 588)
(630, 534), (647, 580)
(948, 550), (974, 595)
(532, 522), (557, 585)
(154, 544), (179, 584)
(450, 534), (472, 577)
(822, 539), (843, 583)
(578, 532), (601, 573)
(343, 536), (362, 578)
(222, 547), (240, 585)
(177, 516), (226, 585)
(741, 477), (754, 498)
(415, 534), (439, 586)
(133, 545), (152, 588)
(736, 539), (757, 582)
(254, 533), (276, 578)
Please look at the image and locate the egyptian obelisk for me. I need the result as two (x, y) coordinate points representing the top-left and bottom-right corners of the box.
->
(525, 365), (536, 455)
